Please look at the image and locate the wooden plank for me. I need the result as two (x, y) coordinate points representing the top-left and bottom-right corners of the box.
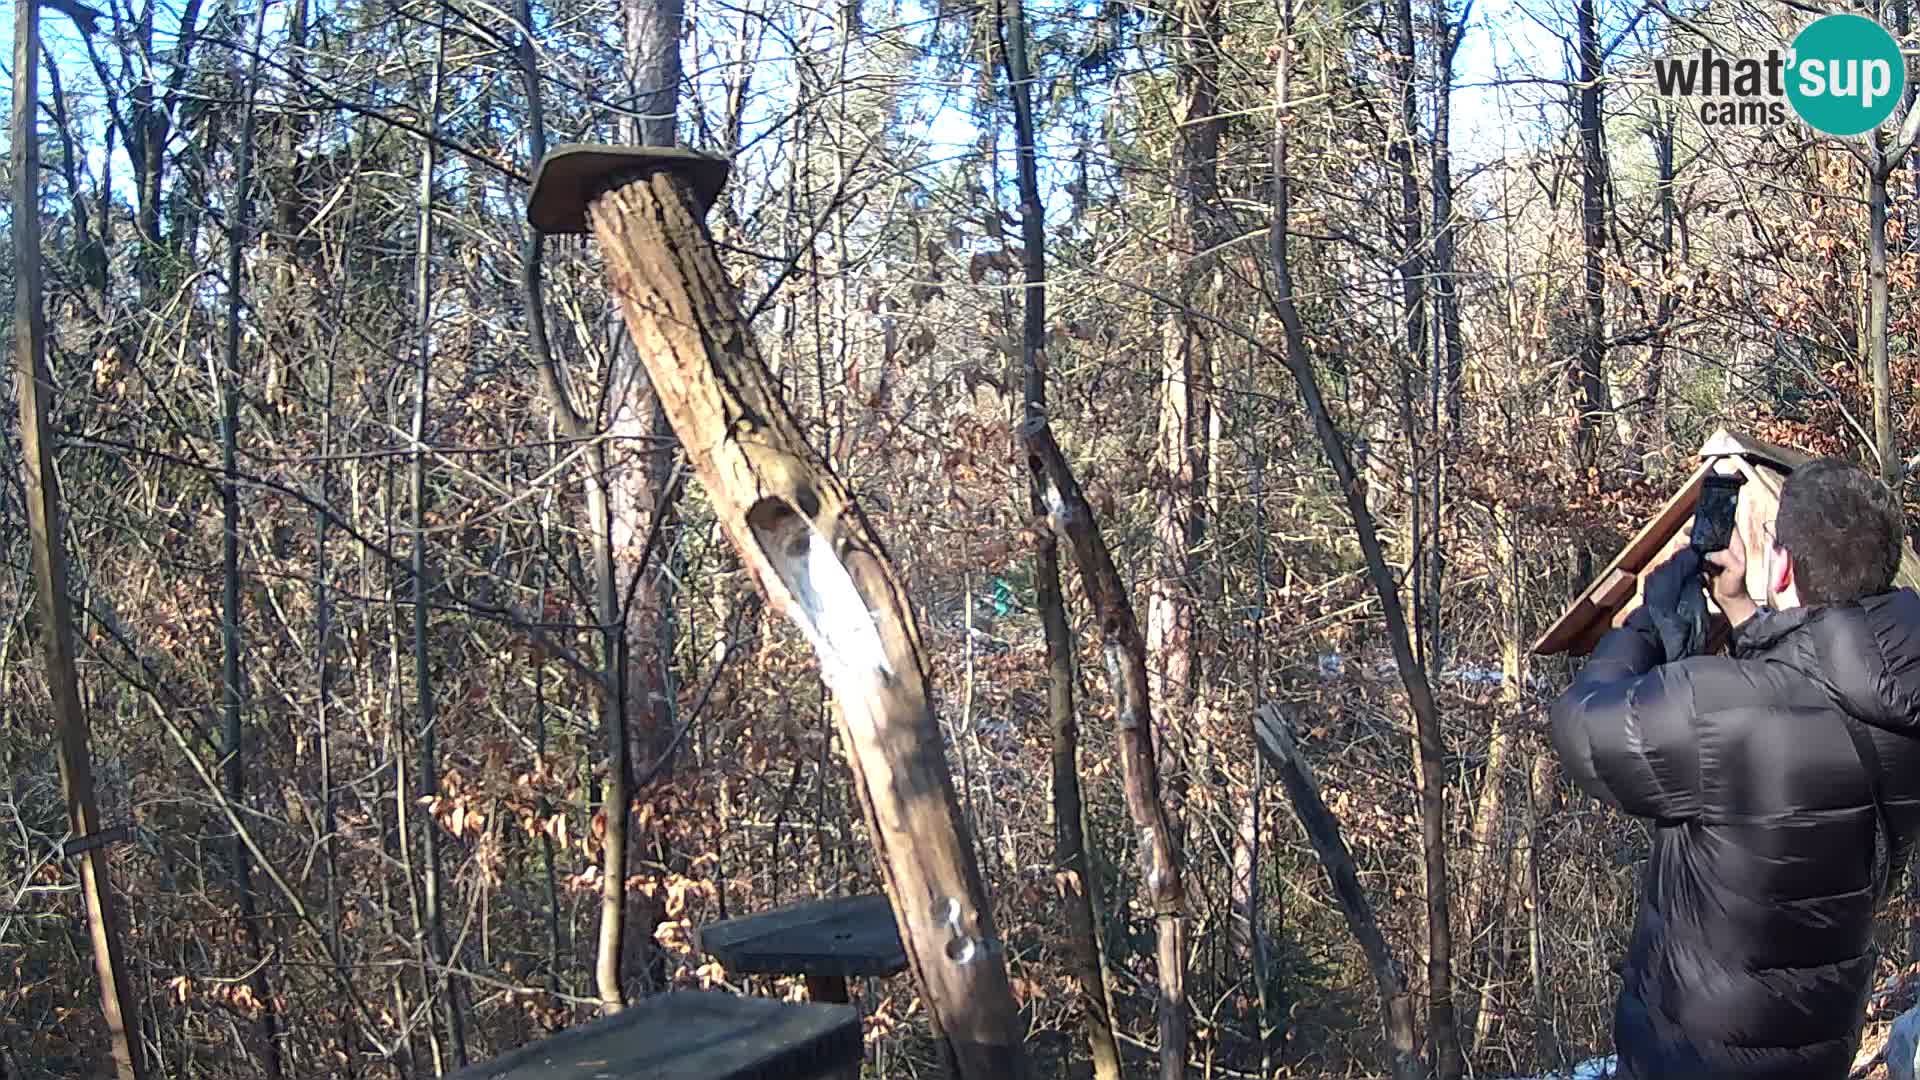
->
(56, 824), (132, 860)
(1698, 425), (1812, 471)
(1593, 569), (1635, 608)
(446, 992), (861, 1080)
(1532, 457), (1715, 655)
(696, 894), (907, 979)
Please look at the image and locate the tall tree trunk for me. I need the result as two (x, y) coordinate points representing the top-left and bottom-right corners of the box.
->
(1426, 0), (1466, 684)
(218, 4), (284, 1073)
(620, 0), (686, 767)
(1868, 159), (1898, 486)
(316, 325), (355, 1074)
(1147, 0), (1222, 765)
(1636, 107), (1678, 460)
(12, 7), (147, 1076)
(1391, 0), (1429, 670)
(1247, 393), (1284, 1067)
(994, 1), (1121, 1073)
(513, 0), (572, 1009)
(411, 19), (467, 1065)
(1467, 500), (1526, 1057)
(1525, 755), (1557, 1067)
(1267, 22), (1459, 1076)
(1574, 0), (1610, 465)
(619, 0), (689, 996)
(1431, 17), (1465, 432)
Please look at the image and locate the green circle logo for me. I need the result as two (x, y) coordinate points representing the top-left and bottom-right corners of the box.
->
(1787, 14), (1906, 136)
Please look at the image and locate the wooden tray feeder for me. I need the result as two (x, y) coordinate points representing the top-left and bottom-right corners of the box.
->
(444, 991), (860, 1080)
(696, 892), (908, 1004)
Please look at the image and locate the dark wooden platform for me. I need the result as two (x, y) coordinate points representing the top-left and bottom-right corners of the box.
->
(446, 991), (861, 1080)
(697, 893), (908, 980)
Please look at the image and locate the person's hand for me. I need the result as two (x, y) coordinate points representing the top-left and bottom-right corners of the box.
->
(1704, 542), (1757, 627)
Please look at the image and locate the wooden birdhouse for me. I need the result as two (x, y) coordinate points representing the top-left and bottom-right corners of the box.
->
(1532, 426), (1920, 657)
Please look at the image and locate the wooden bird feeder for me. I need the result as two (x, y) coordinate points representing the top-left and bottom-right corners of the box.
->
(696, 892), (908, 1005)
(443, 992), (860, 1080)
(527, 145), (1027, 1077)
(1534, 426), (1920, 657)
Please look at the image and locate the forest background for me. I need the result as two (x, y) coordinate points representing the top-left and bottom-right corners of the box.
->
(5, 0), (1919, 1075)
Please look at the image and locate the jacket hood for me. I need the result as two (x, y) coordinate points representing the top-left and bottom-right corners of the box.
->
(1764, 588), (1920, 735)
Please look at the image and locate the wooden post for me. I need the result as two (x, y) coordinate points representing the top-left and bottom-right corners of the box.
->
(11, 4), (148, 1077)
(528, 146), (1029, 1077)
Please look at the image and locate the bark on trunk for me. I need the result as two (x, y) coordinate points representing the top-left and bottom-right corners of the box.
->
(618, 0), (689, 998)
(1525, 754), (1556, 1066)
(1146, 0), (1223, 765)
(1633, 109), (1679, 460)
(12, 8), (147, 1075)
(1255, 706), (1421, 1080)
(1025, 422), (1189, 1080)
(578, 167), (1030, 1076)
(1869, 161), (1897, 486)
(1574, 0), (1610, 463)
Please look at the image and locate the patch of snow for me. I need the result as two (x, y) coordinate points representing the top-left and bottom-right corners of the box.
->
(1496, 1055), (1615, 1080)
(1889, 1004), (1920, 1080)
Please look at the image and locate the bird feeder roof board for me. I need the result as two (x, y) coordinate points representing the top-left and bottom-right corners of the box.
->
(695, 893), (909, 980)
(1531, 427), (1920, 657)
(444, 991), (861, 1080)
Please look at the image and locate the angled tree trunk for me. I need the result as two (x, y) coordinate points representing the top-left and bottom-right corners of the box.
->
(994, 0), (1120, 1073)
(1255, 706), (1420, 1080)
(1267, 23), (1458, 1075)
(564, 162), (1030, 1077)
(217, 3), (285, 1073)
(11, 6), (147, 1076)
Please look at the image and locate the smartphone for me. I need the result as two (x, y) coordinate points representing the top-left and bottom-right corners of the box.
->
(1690, 473), (1746, 554)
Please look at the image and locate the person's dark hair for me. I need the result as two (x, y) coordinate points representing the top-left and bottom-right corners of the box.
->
(1774, 456), (1907, 605)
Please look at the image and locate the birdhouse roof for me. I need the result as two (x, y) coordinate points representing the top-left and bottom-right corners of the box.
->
(1531, 427), (1920, 656)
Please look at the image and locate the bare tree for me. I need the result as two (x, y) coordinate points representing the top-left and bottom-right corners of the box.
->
(1266, 11), (1458, 1072)
(217, 1), (285, 1072)
(994, 0), (1120, 1073)
(410, 14), (468, 1064)
(10, 3), (146, 1075)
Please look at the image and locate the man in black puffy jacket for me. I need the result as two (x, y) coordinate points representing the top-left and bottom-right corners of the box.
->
(1551, 456), (1920, 1079)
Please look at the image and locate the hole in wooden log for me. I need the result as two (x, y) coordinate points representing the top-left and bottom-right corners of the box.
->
(747, 495), (892, 681)
(931, 895), (960, 929)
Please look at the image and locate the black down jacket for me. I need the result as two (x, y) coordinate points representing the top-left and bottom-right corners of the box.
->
(1551, 589), (1920, 1080)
